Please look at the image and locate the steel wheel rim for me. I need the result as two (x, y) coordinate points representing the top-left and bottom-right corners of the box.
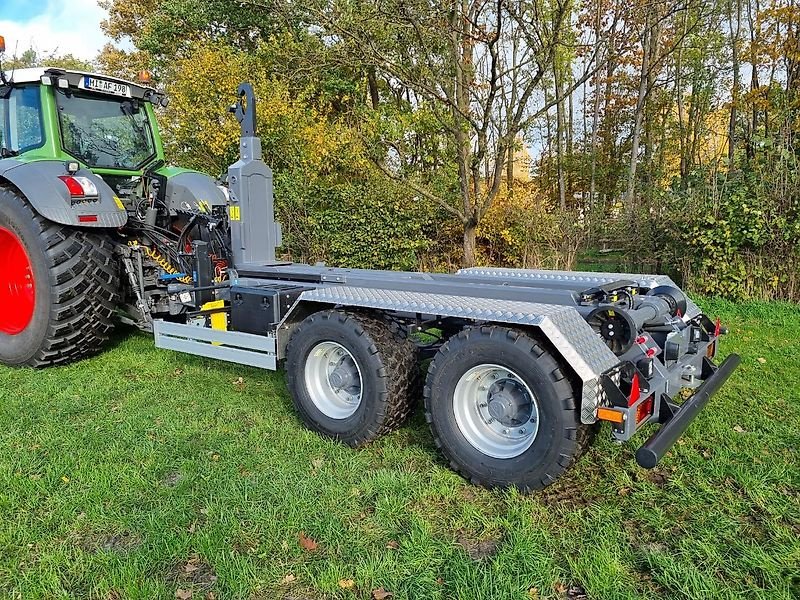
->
(0, 226), (35, 335)
(453, 364), (540, 459)
(304, 341), (363, 419)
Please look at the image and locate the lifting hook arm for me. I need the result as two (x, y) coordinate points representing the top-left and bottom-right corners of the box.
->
(230, 82), (257, 138)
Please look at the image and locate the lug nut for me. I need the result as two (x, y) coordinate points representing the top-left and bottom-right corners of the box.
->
(503, 428), (509, 434)
(479, 402), (487, 408)
(519, 429), (525, 434)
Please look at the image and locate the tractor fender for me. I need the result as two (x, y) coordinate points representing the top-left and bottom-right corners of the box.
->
(0, 158), (127, 228)
(164, 172), (228, 216)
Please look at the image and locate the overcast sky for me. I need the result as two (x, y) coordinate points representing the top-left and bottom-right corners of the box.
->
(0, 0), (112, 61)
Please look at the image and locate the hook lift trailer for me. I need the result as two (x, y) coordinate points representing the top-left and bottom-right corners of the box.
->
(0, 66), (739, 490)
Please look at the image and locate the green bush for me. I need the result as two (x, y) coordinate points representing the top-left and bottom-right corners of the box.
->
(277, 171), (441, 271)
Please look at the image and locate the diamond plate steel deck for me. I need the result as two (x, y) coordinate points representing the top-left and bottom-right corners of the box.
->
(296, 286), (620, 423)
(457, 267), (701, 319)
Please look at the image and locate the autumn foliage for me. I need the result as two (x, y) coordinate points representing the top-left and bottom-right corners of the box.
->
(88, 0), (800, 301)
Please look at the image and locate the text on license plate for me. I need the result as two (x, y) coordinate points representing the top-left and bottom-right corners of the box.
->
(81, 77), (131, 97)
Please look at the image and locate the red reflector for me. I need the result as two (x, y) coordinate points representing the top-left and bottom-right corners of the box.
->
(78, 215), (98, 223)
(646, 347), (657, 358)
(636, 335), (647, 345)
(58, 175), (84, 196)
(628, 372), (640, 406)
(636, 395), (654, 424)
(714, 317), (721, 337)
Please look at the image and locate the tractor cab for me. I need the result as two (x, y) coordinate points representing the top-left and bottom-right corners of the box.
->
(0, 57), (227, 231)
(0, 67), (167, 173)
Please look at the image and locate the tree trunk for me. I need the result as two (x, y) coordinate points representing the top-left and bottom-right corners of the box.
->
(625, 10), (660, 208)
(567, 80), (574, 155)
(601, 21), (618, 212)
(727, 0), (741, 165)
(625, 25), (651, 208)
(463, 220), (477, 267)
(506, 143), (514, 190)
(689, 84), (702, 168)
(367, 66), (380, 110)
(554, 63), (567, 210)
(746, 0), (760, 159)
(588, 0), (603, 222)
(676, 12), (688, 188)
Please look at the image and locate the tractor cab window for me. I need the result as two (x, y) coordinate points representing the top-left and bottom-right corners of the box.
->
(55, 90), (156, 170)
(0, 86), (45, 155)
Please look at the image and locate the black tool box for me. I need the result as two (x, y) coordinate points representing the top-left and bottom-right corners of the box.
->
(229, 284), (310, 335)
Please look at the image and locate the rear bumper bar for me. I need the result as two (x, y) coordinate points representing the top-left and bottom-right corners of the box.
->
(635, 354), (741, 468)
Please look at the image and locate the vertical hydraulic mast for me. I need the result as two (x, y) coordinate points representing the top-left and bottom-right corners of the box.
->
(226, 83), (284, 268)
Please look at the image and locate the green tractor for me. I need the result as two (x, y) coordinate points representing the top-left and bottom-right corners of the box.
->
(0, 62), (229, 366)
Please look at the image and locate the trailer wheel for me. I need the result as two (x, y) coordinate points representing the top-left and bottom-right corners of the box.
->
(0, 187), (119, 367)
(424, 326), (587, 491)
(285, 310), (417, 446)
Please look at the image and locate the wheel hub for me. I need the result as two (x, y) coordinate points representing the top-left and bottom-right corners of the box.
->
(486, 381), (532, 425)
(328, 358), (359, 391)
(304, 341), (363, 419)
(0, 226), (35, 335)
(453, 365), (540, 459)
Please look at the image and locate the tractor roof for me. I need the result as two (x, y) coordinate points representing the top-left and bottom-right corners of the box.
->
(1, 67), (49, 83)
(4, 67), (132, 85)
(2, 67), (165, 104)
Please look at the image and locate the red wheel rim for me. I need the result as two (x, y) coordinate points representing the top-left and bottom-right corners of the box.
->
(0, 226), (36, 335)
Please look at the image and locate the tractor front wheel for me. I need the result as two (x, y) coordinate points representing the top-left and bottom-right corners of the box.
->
(0, 187), (119, 367)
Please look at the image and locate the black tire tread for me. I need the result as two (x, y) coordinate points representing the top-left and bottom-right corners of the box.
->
(0, 187), (119, 367)
(349, 311), (419, 439)
(285, 309), (418, 446)
(423, 325), (590, 491)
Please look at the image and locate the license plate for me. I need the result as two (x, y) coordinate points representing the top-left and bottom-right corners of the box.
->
(79, 76), (131, 98)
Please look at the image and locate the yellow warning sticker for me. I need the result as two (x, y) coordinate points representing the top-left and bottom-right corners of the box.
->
(229, 205), (241, 221)
(113, 196), (125, 211)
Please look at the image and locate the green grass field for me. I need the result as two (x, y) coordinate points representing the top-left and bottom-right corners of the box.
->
(0, 299), (798, 600)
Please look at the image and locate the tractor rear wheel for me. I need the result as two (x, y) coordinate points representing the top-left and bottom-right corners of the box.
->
(0, 187), (119, 367)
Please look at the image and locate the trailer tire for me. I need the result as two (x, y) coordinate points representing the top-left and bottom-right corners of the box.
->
(0, 187), (119, 367)
(424, 326), (587, 491)
(285, 310), (417, 446)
